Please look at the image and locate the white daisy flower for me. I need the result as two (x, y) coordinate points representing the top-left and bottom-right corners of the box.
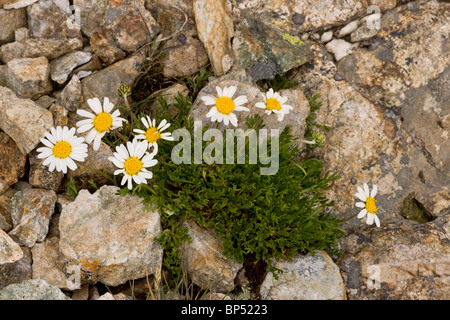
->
(201, 86), (249, 127)
(255, 88), (293, 122)
(355, 183), (380, 227)
(36, 126), (88, 174)
(108, 139), (158, 190)
(133, 116), (174, 156)
(76, 97), (127, 151)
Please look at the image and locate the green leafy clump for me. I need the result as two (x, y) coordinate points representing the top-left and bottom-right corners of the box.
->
(119, 94), (344, 280)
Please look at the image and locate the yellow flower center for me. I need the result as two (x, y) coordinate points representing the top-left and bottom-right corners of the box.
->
(52, 141), (72, 159)
(145, 127), (161, 144)
(265, 98), (282, 111)
(123, 157), (143, 176)
(215, 97), (236, 115)
(93, 112), (113, 133)
(365, 197), (378, 214)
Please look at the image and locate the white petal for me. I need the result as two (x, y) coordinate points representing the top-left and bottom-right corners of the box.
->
(363, 183), (370, 198)
(234, 106), (250, 112)
(215, 86), (223, 97)
(66, 157), (78, 171)
(88, 97), (102, 114)
(266, 89), (274, 98)
(141, 116), (149, 128)
(255, 102), (266, 109)
(355, 192), (366, 202)
(229, 113), (238, 127)
(56, 126), (63, 141)
(121, 175), (128, 186)
(355, 202), (365, 208)
(227, 86), (237, 98)
(132, 175), (141, 185)
(371, 185), (378, 198)
(43, 155), (55, 166)
(374, 215), (380, 227)
(40, 138), (54, 148)
(103, 97), (114, 113)
(222, 86), (229, 97)
(201, 96), (217, 106)
(357, 209), (368, 219)
(48, 160), (56, 172)
(85, 129), (97, 144)
(109, 157), (124, 168)
(77, 109), (95, 118)
(77, 124), (94, 134)
(223, 115), (229, 126)
(233, 95), (248, 106)
(93, 136), (102, 151)
(366, 213), (374, 225)
(127, 176), (133, 190)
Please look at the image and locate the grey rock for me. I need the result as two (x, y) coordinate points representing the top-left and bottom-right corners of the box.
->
(27, 0), (82, 39)
(14, 27), (29, 41)
(0, 8), (27, 45)
(5, 57), (53, 100)
(56, 75), (82, 112)
(0, 37), (83, 63)
(1, 0), (38, 9)
(58, 186), (163, 287)
(9, 189), (57, 248)
(0, 278), (70, 300)
(0, 228), (23, 265)
(233, 18), (312, 80)
(181, 220), (243, 293)
(0, 133), (26, 195)
(0, 86), (54, 155)
(0, 246), (32, 290)
(260, 251), (346, 300)
(32, 237), (73, 290)
(73, 0), (108, 38)
(28, 147), (64, 191)
(50, 51), (92, 85)
(325, 39), (353, 61)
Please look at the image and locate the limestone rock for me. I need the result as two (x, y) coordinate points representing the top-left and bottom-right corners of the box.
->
(0, 246), (32, 290)
(58, 186), (163, 287)
(194, 0), (234, 76)
(32, 237), (73, 290)
(294, 41), (448, 228)
(181, 220), (243, 293)
(50, 51), (92, 85)
(8, 189), (57, 248)
(338, 20), (360, 38)
(0, 8), (27, 45)
(260, 251), (346, 300)
(49, 104), (69, 127)
(162, 34), (209, 78)
(5, 57), (53, 100)
(0, 86), (54, 154)
(337, 0), (449, 170)
(73, 0), (108, 38)
(0, 133), (26, 195)
(102, 0), (159, 53)
(0, 189), (16, 232)
(0, 278), (70, 300)
(89, 31), (126, 66)
(75, 52), (145, 121)
(229, 0), (366, 33)
(55, 75), (82, 112)
(0, 0), (37, 9)
(0, 37), (83, 63)
(338, 216), (450, 299)
(325, 39), (354, 61)
(232, 18), (312, 80)
(27, 0), (82, 39)
(0, 229), (23, 265)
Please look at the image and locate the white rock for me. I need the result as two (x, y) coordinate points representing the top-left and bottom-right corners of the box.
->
(338, 20), (359, 38)
(0, 229), (23, 265)
(3, 0), (38, 9)
(321, 31), (333, 43)
(260, 251), (346, 300)
(325, 39), (353, 61)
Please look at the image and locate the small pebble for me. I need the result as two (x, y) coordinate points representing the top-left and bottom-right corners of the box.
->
(292, 13), (306, 25)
